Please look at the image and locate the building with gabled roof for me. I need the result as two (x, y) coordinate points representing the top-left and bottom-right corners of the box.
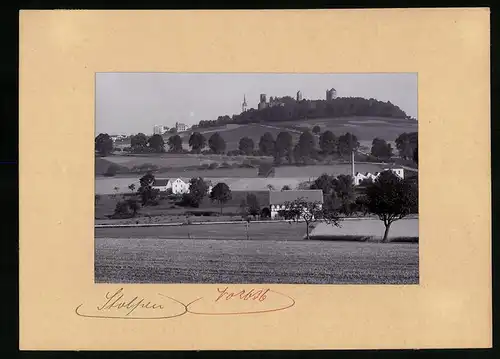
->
(152, 177), (213, 195)
(353, 168), (404, 186)
(269, 190), (323, 219)
(152, 177), (189, 194)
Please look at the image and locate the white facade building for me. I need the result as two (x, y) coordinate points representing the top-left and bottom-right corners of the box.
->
(175, 122), (188, 132)
(153, 125), (169, 135)
(152, 177), (213, 195)
(152, 178), (189, 194)
(110, 134), (127, 142)
(269, 190), (323, 219)
(353, 168), (404, 186)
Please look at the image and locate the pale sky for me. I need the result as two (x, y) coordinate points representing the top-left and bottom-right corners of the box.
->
(95, 73), (417, 135)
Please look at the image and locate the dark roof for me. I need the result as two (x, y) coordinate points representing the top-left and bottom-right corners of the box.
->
(269, 190), (323, 205)
(152, 178), (170, 186)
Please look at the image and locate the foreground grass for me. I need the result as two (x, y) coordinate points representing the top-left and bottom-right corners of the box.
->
(95, 238), (418, 284)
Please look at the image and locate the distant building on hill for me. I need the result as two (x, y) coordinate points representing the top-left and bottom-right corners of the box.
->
(242, 94), (248, 112)
(296, 90), (303, 101)
(153, 125), (169, 135)
(326, 88), (337, 101)
(269, 190), (323, 219)
(258, 93), (268, 110)
(175, 122), (188, 132)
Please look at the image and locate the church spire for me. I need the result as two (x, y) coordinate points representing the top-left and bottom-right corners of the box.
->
(242, 94), (247, 112)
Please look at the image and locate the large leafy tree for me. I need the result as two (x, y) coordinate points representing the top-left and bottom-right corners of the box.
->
(258, 132), (275, 156)
(188, 177), (209, 207)
(137, 172), (160, 206)
(274, 131), (293, 164)
(208, 132), (226, 154)
(319, 130), (337, 154)
(365, 170), (418, 242)
(279, 198), (340, 240)
(332, 174), (356, 215)
(131, 133), (148, 152)
(238, 137), (255, 155)
(371, 137), (393, 160)
(310, 173), (335, 194)
(209, 182), (232, 214)
(337, 132), (360, 156)
(167, 135), (183, 153)
(95, 133), (113, 156)
(188, 132), (206, 153)
(293, 130), (315, 163)
(395, 132), (418, 160)
(148, 134), (165, 153)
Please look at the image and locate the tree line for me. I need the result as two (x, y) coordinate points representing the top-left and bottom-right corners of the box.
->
(96, 129), (418, 168)
(193, 96), (413, 130)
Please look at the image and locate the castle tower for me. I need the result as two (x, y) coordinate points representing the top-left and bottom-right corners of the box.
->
(326, 88), (337, 101)
(242, 94), (247, 112)
(258, 93), (267, 110)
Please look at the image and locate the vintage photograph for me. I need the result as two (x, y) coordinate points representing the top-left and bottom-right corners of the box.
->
(94, 73), (419, 285)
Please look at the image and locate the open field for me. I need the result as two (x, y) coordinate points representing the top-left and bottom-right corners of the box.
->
(272, 163), (395, 178)
(95, 218), (418, 241)
(96, 152), (272, 176)
(95, 160), (407, 194)
(95, 237), (419, 284)
(95, 190), (271, 220)
(264, 116), (417, 141)
(103, 153), (271, 168)
(95, 176), (308, 194)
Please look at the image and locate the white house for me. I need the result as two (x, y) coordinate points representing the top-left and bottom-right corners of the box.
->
(269, 190), (324, 219)
(353, 168), (404, 186)
(152, 178), (189, 195)
(152, 177), (213, 195)
(175, 122), (188, 132)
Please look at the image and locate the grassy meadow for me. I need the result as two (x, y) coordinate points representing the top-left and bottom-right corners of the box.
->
(265, 116), (417, 141)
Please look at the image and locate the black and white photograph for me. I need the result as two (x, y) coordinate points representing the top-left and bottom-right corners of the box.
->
(94, 73), (419, 285)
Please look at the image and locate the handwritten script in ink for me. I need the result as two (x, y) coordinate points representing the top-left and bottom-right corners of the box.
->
(75, 286), (295, 319)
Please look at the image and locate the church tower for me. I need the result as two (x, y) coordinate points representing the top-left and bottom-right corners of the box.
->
(242, 95), (247, 112)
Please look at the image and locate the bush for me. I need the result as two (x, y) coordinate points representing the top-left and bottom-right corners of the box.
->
(185, 210), (219, 217)
(176, 193), (200, 207)
(208, 162), (218, 170)
(261, 207), (271, 218)
(239, 159), (255, 168)
(104, 163), (121, 177)
(227, 149), (243, 156)
(220, 162), (231, 169)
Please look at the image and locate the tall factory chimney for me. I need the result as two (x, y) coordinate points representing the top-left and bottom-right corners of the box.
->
(351, 149), (355, 180)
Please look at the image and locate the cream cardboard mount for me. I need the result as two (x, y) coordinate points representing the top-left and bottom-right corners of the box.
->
(19, 9), (491, 350)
